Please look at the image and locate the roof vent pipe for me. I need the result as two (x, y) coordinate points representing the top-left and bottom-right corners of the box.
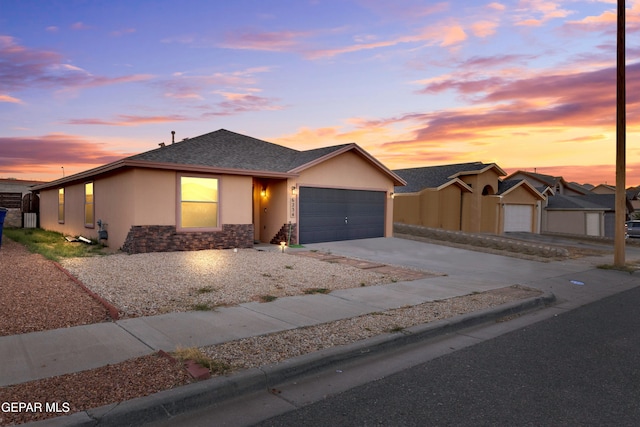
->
(171, 131), (175, 144)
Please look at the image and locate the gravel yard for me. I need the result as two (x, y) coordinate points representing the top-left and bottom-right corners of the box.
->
(1, 236), (542, 425)
(0, 239), (109, 336)
(60, 248), (404, 317)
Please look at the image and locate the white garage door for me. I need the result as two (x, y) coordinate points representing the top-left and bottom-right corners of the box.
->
(585, 212), (600, 236)
(504, 205), (533, 232)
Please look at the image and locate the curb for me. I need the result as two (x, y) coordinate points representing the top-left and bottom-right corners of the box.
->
(26, 292), (556, 427)
(53, 262), (121, 321)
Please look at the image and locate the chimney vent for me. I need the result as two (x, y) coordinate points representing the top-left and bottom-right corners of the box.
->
(171, 131), (175, 144)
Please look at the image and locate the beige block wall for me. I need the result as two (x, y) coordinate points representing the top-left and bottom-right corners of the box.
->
(544, 210), (586, 235)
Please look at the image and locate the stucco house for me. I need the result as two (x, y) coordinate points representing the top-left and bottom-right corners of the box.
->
(504, 170), (590, 196)
(392, 162), (545, 234)
(542, 193), (634, 238)
(32, 129), (405, 253)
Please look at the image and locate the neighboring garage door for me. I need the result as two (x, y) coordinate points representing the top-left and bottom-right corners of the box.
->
(299, 187), (385, 244)
(504, 204), (533, 232)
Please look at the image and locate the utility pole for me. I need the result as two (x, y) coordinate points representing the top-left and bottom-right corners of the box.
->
(614, 0), (626, 267)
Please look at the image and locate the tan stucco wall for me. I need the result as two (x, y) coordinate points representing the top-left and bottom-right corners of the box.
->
(543, 210), (587, 235)
(295, 151), (396, 239)
(393, 185), (463, 231)
(255, 178), (288, 243)
(39, 168), (254, 250)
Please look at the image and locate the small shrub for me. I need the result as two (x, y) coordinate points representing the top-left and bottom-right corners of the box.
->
(285, 265), (294, 270)
(192, 303), (212, 311)
(196, 286), (215, 294)
(259, 295), (277, 302)
(303, 288), (330, 294)
(173, 347), (231, 375)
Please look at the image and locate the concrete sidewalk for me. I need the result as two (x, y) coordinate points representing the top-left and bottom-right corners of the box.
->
(6, 237), (640, 426)
(1, 264), (525, 387)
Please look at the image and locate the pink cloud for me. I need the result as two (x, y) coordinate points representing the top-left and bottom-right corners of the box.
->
(66, 114), (189, 126)
(71, 22), (91, 30)
(0, 94), (23, 104)
(0, 36), (153, 94)
(506, 163), (640, 187)
(157, 67), (271, 100)
(0, 134), (132, 177)
(219, 30), (310, 52)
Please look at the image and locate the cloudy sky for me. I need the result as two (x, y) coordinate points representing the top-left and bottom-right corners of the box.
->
(1, 0), (639, 185)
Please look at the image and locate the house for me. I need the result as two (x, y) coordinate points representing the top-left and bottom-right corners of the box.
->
(392, 162), (545, 234)
(0, 178), (43, 227)
(590, 184), (616, 194)
(542, 193), (634, 238)
(32, 129), (405, 253)
(504, 170), (590, 196)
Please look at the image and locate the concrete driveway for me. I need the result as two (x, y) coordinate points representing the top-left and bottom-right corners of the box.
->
(303, 237), (640, 308)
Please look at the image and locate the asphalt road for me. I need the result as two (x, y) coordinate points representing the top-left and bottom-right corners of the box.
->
(255, 285), (640, 426)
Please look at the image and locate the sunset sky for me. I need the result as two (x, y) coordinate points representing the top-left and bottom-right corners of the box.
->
(1, 0), (640, 186)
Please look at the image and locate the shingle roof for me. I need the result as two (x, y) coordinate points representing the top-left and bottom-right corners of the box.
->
(497, 179), (522, 195)
(393, 162), (495, 193)
(33, 128), (405, 190)
(128, 129), (346, 173)
(546, 194), (616, 210)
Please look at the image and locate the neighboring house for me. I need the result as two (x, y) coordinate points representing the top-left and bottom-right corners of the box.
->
(392, 162), (545, 234)
(0, 178), (43, 227)
(591, 184), (616, 194)
(542, 194), (634, 238)
(32, 129), (405, 253)
(504, 170), (590, 196)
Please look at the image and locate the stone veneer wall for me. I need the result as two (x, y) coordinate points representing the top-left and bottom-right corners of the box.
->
(122, 224), (254, 254)
(270, 222), (298, 245)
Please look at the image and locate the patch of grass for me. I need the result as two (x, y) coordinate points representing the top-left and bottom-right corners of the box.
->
(259, 295), (278, 302)
(3, 227), (108, 261)
(303, 287), (330, 294)
(389, 325), (404, 333)
(284, 265), (294, 270)
(173, 346), (231, 375)
(597, 263), (638, 274)
(288, 244), (305, 248)
(195, 286), (215, 294)
(192, 303), (213, 311)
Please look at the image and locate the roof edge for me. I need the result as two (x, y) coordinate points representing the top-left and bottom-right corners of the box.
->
(289, 143), (406, 186)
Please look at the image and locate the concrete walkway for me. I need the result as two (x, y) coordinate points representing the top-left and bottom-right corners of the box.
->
(1, 249), (520, 387)
(4, 237), (640, 426)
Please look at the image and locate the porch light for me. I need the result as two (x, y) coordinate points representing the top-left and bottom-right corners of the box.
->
(291, 186), (297, 196)
(390, 192), (395, 199)
(260, 187), (267, 198)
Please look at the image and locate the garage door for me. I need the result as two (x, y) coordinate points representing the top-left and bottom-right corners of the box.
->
(504, 205), (533, 232)
(299, 187), (385, 244)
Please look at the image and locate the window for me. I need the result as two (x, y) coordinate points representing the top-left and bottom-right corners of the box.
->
(85, 182), (94, 227)
(179, 176), (219, 229)
(58, 188), (65, 223)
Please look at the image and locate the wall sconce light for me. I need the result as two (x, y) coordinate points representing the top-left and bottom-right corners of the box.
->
(291, 186), (297, 196)
(260, 187), (267, 197)
(390, 192), (395, 199)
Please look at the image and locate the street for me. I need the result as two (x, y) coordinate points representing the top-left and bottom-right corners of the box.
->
(256, 284), (640, 426)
